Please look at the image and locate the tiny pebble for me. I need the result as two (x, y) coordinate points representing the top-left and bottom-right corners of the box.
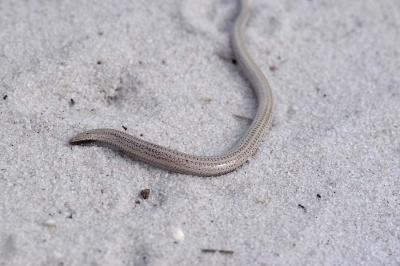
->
(140, 188), (150, 199)
(44, 219), (56, 228)
(172, 228), (185, 242)
(269, 65), (278, 72)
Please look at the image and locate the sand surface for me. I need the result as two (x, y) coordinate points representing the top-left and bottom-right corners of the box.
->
(0, 0), (399, 265)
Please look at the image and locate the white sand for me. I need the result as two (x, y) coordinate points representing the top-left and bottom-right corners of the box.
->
(0, 0), (399, 265)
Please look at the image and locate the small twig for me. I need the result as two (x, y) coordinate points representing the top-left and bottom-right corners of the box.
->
(201, 249), (234, 255)
(201, 249), (216, 253)
(219, 250), (234, 255)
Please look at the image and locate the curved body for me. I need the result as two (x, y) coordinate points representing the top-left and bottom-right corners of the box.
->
(70, 0), (274, 176)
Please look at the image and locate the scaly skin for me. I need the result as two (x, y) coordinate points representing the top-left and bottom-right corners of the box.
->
(70, 0), (273, 176)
